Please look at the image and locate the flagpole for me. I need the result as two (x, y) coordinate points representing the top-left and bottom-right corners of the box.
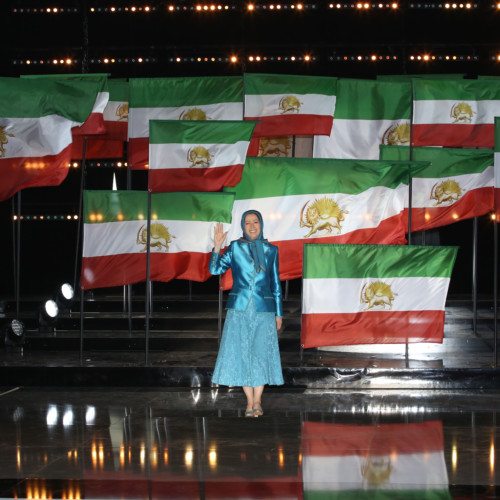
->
(218, 275), (222, 346)
(11, 197), (17, 313)
(80, 286), (85, 364)
(494, 219), (498, 367)
(145, 189), (152, 365)
(15, 191), (21, 318)
(472, 217), (478, 336)
(126, 163), (132, 335)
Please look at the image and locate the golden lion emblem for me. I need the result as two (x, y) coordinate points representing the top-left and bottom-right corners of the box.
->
(300, 197), (348, 238)
(278, 95), (302, 114)
(382, 121), (411, 146)
(450, 102), (475, 124)
(430, 179), (464, 206)
(0, 125), (14, 158)
(258, 136), (292, 157)
(360, 281), (397, 311)
(187, 146), (213, 168)
(361, 456), (392, 486)
(115, 103), (129, 121)
(179, 107), (209, 120)
(136, 223), (175, 252)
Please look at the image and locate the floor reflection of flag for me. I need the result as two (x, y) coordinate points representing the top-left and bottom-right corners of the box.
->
(302, 420), (450, 499)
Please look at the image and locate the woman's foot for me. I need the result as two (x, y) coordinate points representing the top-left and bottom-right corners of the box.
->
(245, 408), (255, 417)
(253, 402), (263, 417)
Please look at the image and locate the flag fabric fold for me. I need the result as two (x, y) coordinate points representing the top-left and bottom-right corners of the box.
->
(128, 76), (244, 169)
(314, 78), (411, 160)
(301, 244), (458, 347)
(221, 157), (412, 287)
(148, 120), (255, 192)
(412, 79), (500, 148)
(81, 190), (234, 289)
(0, 77), (99, 201)
(244, 73), (336, 137)
(380, 145), (494, 232)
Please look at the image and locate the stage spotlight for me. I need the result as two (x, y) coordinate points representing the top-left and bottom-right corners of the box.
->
(4, 319), (25, 352)
(56, 283), (74, 312)
(38, 299), (59, 333)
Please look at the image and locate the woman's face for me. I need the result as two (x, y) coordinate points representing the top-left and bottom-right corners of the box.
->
(244, 213), (261, 240)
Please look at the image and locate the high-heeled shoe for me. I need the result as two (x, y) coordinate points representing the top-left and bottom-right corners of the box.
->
(252, 407), (263, 417)
(245, 409), (255, 417)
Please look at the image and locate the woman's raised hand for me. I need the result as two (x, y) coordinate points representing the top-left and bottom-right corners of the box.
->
(213, 222), (228, 253)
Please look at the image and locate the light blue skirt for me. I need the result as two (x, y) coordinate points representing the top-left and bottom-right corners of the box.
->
(212, 298), (284, 387)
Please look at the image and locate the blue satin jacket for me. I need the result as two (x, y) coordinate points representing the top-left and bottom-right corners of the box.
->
(209, 240), (283, 317)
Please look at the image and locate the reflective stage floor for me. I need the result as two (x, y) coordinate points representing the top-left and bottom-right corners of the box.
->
(1, 386), (500, 499)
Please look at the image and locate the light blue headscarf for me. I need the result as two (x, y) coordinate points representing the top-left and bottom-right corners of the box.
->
(239, 210), (267, 273)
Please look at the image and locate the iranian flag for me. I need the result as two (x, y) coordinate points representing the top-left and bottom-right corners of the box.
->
(301, 244), (457, 348)
(149, 120), (255, 192)
(302, 420), (450, 500)
(0, 77), (98, 202)
(380, 144), (494, 232)
(71, 79), (128, 159)
(314, 78), (411, 160)
(128, 76), (243, 169)
(412, 79), (500, 148)
(222, 157), (410, 286)
(81, 191), (234, 289)
(244, 73), (337, 137)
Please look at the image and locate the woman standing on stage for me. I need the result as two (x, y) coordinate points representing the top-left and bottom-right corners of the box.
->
(209, 210), (284, 417)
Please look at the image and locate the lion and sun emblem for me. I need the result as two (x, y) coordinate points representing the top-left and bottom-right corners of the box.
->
(136, 223), (175, 252)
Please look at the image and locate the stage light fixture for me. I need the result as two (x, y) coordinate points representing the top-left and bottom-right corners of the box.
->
(4, 319), (25, 352)
(38, 299), (59, 333)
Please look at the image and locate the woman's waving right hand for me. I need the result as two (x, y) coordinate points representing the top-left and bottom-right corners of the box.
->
(213, 222), (228, 253)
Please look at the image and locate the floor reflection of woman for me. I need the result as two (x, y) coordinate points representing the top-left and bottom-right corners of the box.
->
(209, 210), (284, 417)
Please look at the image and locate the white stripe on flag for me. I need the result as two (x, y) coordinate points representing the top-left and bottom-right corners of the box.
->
(413, 99), (500, 125)
(92, 91), (110, 113)
(302, 277), (450, 314)
(128, 103), (243, 138)
(83, 220), (229, 257)
(495, 152), (500, 189)
(244, 93), (336, 117)
(103, 100), (128, 122)
(226, 186), (406, 243)
(408, 166), (494, 208)
(0, 115), (73, 158)
(149, 141), (250, 170)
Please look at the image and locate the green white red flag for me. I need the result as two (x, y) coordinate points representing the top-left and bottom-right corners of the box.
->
(314, 78), (411, 160)
(301, 244), (457, 348)
(71, 79), (128, 159)
(0, 77), (97, 202)
(81, 190), (234, 289)
(302, 420), (450, 500)
(148, 120), (255, 192)
(128, 76), (244, 169)
(495, 117), (500, 221)
(412, 79), (500, 148)
(222, 157), (410, 287)
(380, 145), (494, 232)
(244, 73), (337, 137)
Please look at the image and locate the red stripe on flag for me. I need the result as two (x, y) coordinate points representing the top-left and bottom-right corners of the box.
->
(246, 115), (333, 137)
(301, 310), (445, 347)
(0, 145), (72, 202)
(220, 214), (406, 289)
(302, 421), (445, 456)
(149, 165), (244, 192)
(405, 187), (494, 232)
(496, 188), (500, 220)
(128, 137), (149, 169)
(72, 112), (107, 136)
(81, 252), (212, 289)
(412, 123), (494, 148)
(71, 137), (124, 160)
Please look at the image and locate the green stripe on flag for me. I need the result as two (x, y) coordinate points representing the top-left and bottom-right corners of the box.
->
(84, 191), (235, 224)
(225, 157), (413, 199)
(0, 77), (99, 121)
(413, 79), (500, 101)
(377, 74), (464, 81)
(304, 490), (451, 500)
(129, 76), (243, 107)
(495, 117), (500, 152)
(108, 79), (129, 101)
(381, 146), (493, 178)
(149, 120), (255, 144)
(244, 73), (337, 95)
(303, 244), (458, 279)
(333, 79), (411, 120)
